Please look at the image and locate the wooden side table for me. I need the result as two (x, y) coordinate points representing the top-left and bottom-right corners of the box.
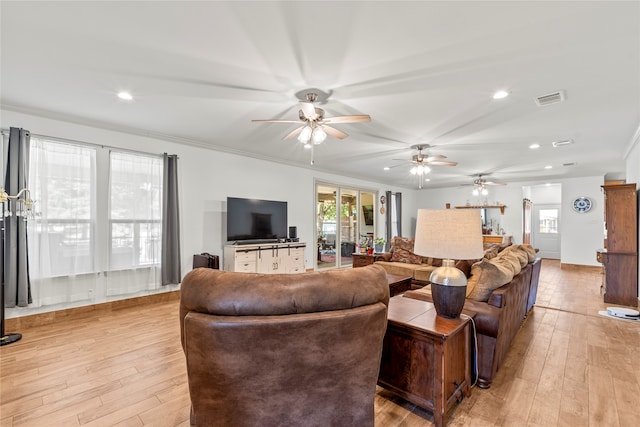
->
(378, 296), (472, 427)
(352, 253), (375, 267)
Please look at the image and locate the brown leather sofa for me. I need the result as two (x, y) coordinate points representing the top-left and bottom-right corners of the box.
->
(405, 256), (541, 389)
(180, 264), (390, 426)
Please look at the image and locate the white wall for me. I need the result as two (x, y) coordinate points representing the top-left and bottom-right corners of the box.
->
(2, 109), (416, 316)
(529, 183), (562, 204)
(559, 176), (604, 266)
(416, 184), (524, 243)
(417, 176), (605, 266)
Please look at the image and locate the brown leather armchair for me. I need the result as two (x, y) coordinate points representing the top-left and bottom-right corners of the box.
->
(180, 264), (390, 426)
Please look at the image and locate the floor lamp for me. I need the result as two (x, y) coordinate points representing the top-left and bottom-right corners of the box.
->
(0, 187), (34, 346)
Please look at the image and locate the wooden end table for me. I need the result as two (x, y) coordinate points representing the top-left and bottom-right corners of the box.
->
(378, 295), (472, 427)
(352, 253), (375, 267)
(385, 273), (412, 297)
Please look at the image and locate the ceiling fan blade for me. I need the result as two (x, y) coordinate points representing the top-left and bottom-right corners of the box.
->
(484, 181), (507, 186)
(321, 125), (348, 139)
(283, 126), (305, 141)
(299, 102), (318, 120)
(323, 115), (371, 124)
(428, 161), (458, 166)
(425, 154), (446, 161)
(252, 119), (302, 124)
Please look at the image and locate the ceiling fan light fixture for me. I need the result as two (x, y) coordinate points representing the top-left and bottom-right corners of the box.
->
(481, 188), (489, 196)
(472, 188), (479, 196)
(312, 127), (326, 144)
(298, 126), (312, 143)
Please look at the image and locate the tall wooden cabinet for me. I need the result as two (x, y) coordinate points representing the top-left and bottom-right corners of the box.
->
(597, 183), (638, 307)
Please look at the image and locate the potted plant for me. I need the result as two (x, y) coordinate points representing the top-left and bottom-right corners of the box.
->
(359, 237), (371, 254)
(374, 237), (386, 253)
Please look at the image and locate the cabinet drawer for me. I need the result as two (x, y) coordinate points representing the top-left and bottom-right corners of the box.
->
(235, 251), (256, 263)
(235, 261), (256, 272)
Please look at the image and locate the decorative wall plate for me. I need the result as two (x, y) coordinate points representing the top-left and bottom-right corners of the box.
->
(572, 196), (592, 213)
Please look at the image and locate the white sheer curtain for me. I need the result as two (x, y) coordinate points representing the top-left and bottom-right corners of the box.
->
(28, 139), (99, 306)
(105, 151), (162, 296)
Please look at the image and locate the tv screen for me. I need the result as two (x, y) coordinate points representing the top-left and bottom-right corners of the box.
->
(227, 197), (288, 242)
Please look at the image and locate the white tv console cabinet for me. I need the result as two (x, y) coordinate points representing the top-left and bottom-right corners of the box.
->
(223, 242), (306, 274)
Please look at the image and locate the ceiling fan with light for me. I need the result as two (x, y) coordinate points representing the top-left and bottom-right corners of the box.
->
(252, 92), (371, 164)
(464, 174), (507, 196)
(390, 144), (457, 189)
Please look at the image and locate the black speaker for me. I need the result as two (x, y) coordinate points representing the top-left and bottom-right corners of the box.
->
(288, 226), (297, 239)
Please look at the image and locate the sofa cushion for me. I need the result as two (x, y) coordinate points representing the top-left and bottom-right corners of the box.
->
(414, 265), (437, 282)
(374, 261), (422, 278)
(466, 258), (515, 301)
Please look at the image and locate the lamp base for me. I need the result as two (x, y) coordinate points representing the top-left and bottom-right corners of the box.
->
(431, 283), (467, 319)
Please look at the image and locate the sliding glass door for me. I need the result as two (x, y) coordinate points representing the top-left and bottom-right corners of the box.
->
(316, 182), (377, 270)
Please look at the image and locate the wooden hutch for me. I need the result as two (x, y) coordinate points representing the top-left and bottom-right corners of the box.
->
(597, 183), (638, 307)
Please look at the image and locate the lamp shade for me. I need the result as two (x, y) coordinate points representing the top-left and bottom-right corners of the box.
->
(414, 209), (484, 261)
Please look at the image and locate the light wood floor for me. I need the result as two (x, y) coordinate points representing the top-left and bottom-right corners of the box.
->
(1, 259), (639, 426)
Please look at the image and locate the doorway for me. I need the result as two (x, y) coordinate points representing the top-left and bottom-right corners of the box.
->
(315, 182), (377, 270)
(532, 204), (561, 259)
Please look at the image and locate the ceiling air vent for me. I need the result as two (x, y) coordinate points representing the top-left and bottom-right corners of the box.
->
(535, 90), (566, 106)
(563, 162), (576, 167)
(552, 139), (574, 147)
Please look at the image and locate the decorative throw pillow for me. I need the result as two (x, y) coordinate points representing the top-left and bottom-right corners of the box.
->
(390, 248), (422, 264)
(493, 253), (521, 276)
(500, 245), (528, 268)
(466, 258), (515, 302)
(392, 236), (415, 252)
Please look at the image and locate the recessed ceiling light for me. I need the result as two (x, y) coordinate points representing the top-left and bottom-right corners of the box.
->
(383, 167), (390, 171)
(117, 91), (133, 101)
(424, 178), (431, 182)
(529, 143), (541, 149)
(493, 90), (509, 100)
(544, 165), (553, 169)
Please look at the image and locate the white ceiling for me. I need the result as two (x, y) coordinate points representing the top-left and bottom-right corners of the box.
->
(2, 1), (639, 189)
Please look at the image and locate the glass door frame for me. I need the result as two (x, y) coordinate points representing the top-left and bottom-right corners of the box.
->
(315, 180), (378, 270)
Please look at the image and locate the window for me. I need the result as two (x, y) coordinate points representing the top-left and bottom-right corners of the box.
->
(539, 208), (559, 233)
(26, 137), (164, 306)
(109, 152), (162, 270)
(29, 139), (96, 277)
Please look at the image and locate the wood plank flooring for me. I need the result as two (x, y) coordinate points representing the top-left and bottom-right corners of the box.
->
(1, 259), (639, 426)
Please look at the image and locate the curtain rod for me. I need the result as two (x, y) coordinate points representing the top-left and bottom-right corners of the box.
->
(1, 128), (167, 158)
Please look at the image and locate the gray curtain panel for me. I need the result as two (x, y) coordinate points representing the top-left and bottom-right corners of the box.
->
(2, 127), (32, 307)
(161, 153), (181, 285)
(385, 190), (392, 250)
(394, 192), (402, 237)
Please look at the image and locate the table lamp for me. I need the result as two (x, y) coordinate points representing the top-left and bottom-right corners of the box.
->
(413, 209), (484, 318)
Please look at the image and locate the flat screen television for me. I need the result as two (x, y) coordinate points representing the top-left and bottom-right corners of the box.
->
(227, 197), (288, 243)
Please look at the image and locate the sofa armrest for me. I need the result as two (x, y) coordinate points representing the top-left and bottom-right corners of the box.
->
(373, 253), (392, 262)
(487, 287), (507, 308)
